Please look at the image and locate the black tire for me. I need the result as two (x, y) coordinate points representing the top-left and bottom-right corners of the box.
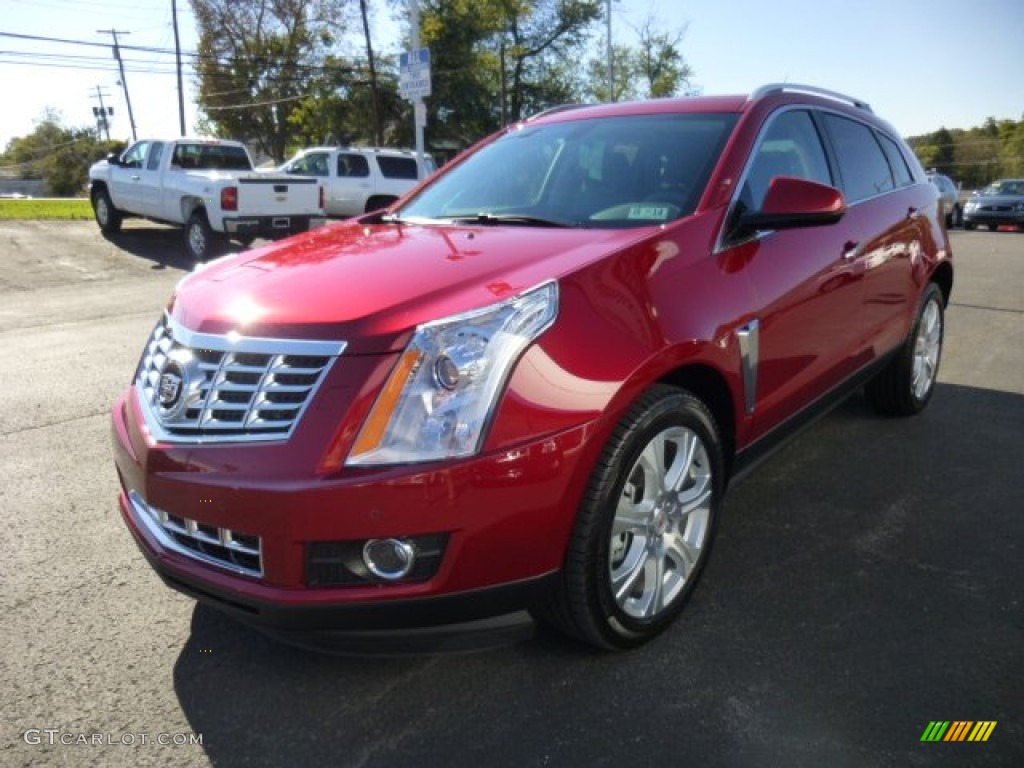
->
(532, 385), (724, 650)
(963, 221), (975, 231)
(184, 209), (226, 261)
(364, 195), (398, 214)
(91, 187), (122, 234)
(865, 283), (945, 417)
(951, 204), (963, 229)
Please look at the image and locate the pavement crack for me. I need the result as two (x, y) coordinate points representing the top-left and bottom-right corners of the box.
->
(0, 409), (109, 438)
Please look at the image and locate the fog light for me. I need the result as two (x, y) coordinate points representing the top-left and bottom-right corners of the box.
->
(362, 538), (416, 580)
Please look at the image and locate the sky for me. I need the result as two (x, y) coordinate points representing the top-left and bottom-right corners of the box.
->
(1, 0), (1022, 152)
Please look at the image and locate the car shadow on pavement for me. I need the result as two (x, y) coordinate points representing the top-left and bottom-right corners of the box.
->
(171, 382), (1023, 768)
(103, 225), (251, 271)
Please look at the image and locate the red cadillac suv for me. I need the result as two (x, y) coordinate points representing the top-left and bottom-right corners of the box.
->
(113, 84), (953, 650)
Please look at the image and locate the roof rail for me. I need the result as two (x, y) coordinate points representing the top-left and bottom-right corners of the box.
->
(524, 103), (589, 122)
(749, 83), (872, 113)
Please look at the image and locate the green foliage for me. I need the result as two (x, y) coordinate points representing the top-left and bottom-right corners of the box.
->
(0, 110), (124, 196)
(582, 16), (693, 103)
(908, 117), (1024, 188)
(0, 199), (93, 219)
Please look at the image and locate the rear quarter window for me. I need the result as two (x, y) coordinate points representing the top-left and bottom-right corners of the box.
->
(876, 133), (913, 188)
(376, 156), (419, 180)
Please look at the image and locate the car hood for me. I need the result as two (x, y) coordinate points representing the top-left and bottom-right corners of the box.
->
(170, 220), (654, 354)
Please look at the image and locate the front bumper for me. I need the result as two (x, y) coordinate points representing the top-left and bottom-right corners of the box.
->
(963, 208), (1024, 228)
(223, 215), (327, 239)
(112, 387), (594, 632)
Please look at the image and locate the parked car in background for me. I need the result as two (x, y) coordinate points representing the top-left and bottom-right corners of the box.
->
(89, 139), (326, 260)
(280, 146), (436, 217)
(927, 170), (962, 229)
(963, 179), (1024, 231)
(113, 84), (953, 651)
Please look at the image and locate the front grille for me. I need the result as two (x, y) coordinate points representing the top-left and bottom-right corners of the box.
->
(128, 491), (263, 577)
(136, 313), (345, 443)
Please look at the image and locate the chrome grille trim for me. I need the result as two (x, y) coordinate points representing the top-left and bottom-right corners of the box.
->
(127, 491), (263, 578)
(136, 312), (345, 443)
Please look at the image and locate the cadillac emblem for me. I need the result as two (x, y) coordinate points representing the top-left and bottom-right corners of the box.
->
(158, 360), (186, 409)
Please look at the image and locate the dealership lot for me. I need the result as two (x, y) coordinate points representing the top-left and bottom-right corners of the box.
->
(1, 221), (1021, 767)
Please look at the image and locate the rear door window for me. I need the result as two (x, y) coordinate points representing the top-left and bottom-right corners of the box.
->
(822, 114), (895, 202)
(338, 154), (370, 178)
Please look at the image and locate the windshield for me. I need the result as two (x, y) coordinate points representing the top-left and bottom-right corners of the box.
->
(400, 113), (738, 228)
(983, 180), (1024, 196)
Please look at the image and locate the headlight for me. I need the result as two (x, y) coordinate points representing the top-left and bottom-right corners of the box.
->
(346, 281), (558, 465)
(964, 201), (977, 211)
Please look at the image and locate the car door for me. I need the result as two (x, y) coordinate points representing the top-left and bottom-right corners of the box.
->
(136, 141), (165, 217)
(820, 114), (924, 360)
(109, 141), (150, 214)
(721, 109), (866, 440)
(334, 153), (372, 216)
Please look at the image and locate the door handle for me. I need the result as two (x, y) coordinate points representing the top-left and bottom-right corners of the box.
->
(842, 240), (861, 260)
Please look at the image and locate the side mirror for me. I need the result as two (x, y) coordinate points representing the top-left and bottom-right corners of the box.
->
(106, 152), (122, 166)
(734, 176), (846, 239)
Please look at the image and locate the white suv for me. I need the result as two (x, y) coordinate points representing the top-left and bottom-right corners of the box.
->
(281, 147), (436, 217)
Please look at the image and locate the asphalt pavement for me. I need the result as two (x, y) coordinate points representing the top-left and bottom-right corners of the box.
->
(1, 221), (1021, 767)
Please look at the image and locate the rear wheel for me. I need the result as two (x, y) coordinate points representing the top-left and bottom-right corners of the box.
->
(533, 385), (723, 650)
(92, 187), (122, 234)
(184, 210), (226, 261)
(865, 283), (944, 416)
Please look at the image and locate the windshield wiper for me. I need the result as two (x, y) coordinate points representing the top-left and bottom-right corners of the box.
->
(453, 212), (577, 228)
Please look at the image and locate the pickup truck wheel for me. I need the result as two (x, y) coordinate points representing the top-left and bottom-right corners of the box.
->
(532, 385), (723, 650)
(184, 210), (226, 261)
(865, 283), (944, 417)
(92, 188), (122, 234)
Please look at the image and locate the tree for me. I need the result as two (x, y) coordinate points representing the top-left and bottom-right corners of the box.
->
(1, 110), (123, 196)
(583, 15), (693, 102)
(634, 19), (692, 98)
(416, 0), (601, 146)
(190, 0), (348, 162)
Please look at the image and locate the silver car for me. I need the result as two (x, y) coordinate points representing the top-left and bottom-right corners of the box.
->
(963, 179), (1024, 231)
(928, 171), (962, 229)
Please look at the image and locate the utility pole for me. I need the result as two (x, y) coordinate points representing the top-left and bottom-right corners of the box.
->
(90, 86), (114, 140)
(409, 0), (425, 179)
(97, 28), (137, 141)
(606, 0), (614, 102)
(171, 0), (186, 136)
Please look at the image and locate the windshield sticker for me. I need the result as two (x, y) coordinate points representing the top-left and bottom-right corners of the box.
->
(627, 206), (670, 220)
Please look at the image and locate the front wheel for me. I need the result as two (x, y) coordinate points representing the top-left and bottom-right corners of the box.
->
(184, 210), (226, 261)
(533, 385), (723, 650)
(865, 283), (945, 416)
(92, 188), (122, 234)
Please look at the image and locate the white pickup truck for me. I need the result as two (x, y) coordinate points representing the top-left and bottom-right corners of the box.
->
(89, 138), (326, 260)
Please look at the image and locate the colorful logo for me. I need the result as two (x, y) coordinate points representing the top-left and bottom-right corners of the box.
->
(921, 721), (997, 742)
